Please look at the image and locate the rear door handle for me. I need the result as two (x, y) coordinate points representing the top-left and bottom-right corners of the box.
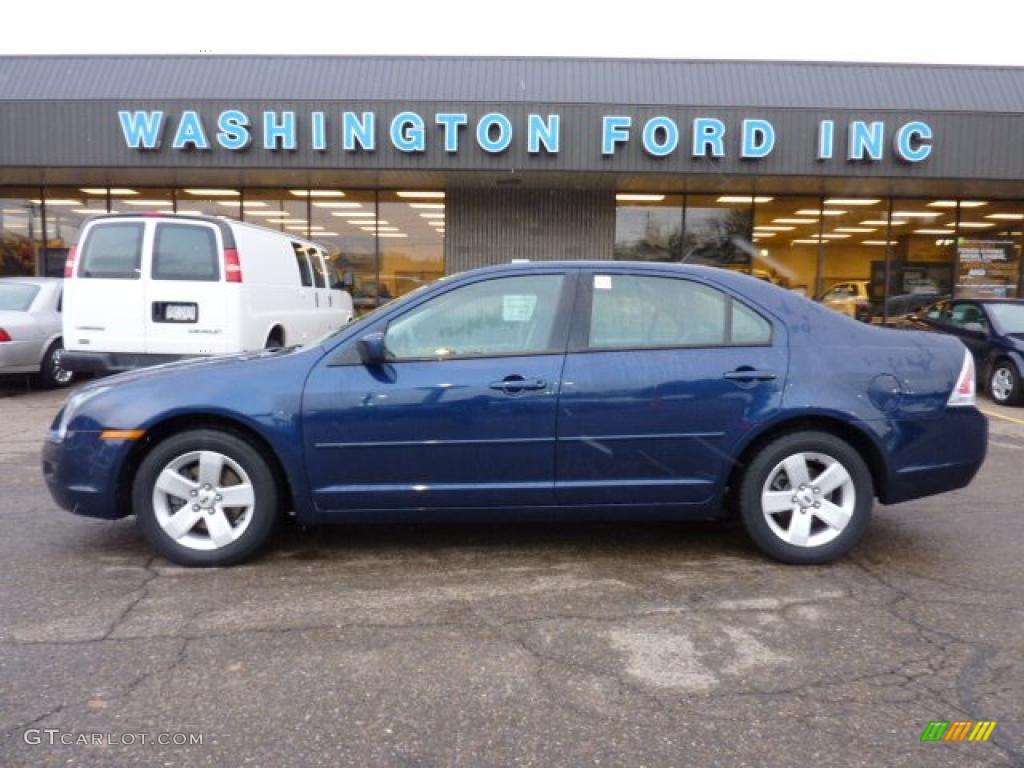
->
(489, 375), (548, 393)
(723, 368), (777, 382)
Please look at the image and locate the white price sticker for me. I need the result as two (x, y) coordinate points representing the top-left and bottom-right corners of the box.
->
(594, 275), (613, 290)
(503, 294), (537, 322)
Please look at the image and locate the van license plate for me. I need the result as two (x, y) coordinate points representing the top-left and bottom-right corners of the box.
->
(158, 303), (198, 322)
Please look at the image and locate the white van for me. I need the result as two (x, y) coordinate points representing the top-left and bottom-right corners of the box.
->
(61, 214), (353, 373)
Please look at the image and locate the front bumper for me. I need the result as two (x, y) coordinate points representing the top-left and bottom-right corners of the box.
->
(42, 430), (134, 519)
(61, 351), (190, 374)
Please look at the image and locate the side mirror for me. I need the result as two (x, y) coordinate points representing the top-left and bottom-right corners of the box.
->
(356, 332), (388, 365)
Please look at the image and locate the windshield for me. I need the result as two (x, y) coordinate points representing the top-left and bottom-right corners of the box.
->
(986, 302), (1024, 335)
(0, 283), (40, 311)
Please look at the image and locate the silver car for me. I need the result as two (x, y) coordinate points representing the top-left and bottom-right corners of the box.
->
(0, 277), (74, 387)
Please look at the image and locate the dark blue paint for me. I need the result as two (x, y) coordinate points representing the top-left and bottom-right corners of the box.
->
(43, 262), (987, 526)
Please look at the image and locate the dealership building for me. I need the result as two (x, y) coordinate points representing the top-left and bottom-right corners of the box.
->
(1, 55), (1023, 313)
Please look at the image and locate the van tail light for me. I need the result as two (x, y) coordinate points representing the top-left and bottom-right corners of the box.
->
(0, 329), (11, 343)
(64, 245), (78, 278)
(947, 350), (976, 407)
(224, 248), (243, 283)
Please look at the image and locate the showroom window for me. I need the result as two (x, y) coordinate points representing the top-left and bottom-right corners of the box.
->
(682, 195), (753, 269)
(175, 187), (242, 220)
(307, 189), (376, 311)
(42, 187), (110, 277)
(954, 199), (1022, 299)
(378, 191), (445, 304)
(0, 188), (44, 277)
(614, 194), (683, 261)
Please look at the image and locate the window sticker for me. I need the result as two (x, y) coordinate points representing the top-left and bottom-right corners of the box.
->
(503, 294), (537, 322)
(594, 274), (613, 290)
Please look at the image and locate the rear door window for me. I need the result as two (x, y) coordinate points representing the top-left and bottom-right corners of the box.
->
(152, 223), (220, 281)
(79, 222), (144, 279)
(310, 250), (326, 288)
(292, 244), (312, 287)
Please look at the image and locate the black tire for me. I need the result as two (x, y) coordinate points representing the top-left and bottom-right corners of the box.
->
(38, 340), (74, 389)
(265, 329), (285, 350)
(737, 431), (873, 565)
(988, 360), (1023, 406)
(133, 429), (279, 567)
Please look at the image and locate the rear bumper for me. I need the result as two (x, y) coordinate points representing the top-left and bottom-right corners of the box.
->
(42, 430), (132, 519)
(882, 407), (988, 504)
(62, 351), (189, 374)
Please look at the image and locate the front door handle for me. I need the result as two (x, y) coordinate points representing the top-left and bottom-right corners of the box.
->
(723, 368), (777, 382)
(489, 375), (548, 394)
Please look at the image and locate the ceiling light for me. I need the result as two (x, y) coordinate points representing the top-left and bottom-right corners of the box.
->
(80, 188), (139, 196)
(419, 213), (446, 219)
(183, 189), (239, 196)
(309, 226), (325, 231)
(833, 227), (875, 233)
(428, 220), (445, 226)
(792, 239), (825, 244)
(773, 218), (817, 224)
(985, 213), (1024, 220)
(361, 226), (399, 232)
(717, 195), (773, 203)
(754, 225), (795, 232)
(314, 231), (339, 236)
(795, 209), (845, 216)
(891, 211), (942, 218)
(957, 222), (996, 228)
(33, 199), (81, 206)
(125, 200), (173, 206)
(265, 217), (306, 223)
(376, 233), (408, 238)
(824, 198), (880, 205)
(244, 210), (290, 217)
(753, 232), (776, 238)
(216, 201), (268, 208)
(914, 228), (955, 235)
(331, 211), (377, 218)
(616, 194), (666, 202)
(408, 203), (445, 210)
(396, 191), (446, 199)
(289, 190), (345, 198)
(820, 233), (851, 239)
(285, 226), (308, 231)
(312, 202), (363, 209)
(174, 209), (205, 215)
(71, 208), (103, 215)
(861, 240), (899, 246)
(860, 219), (906, 226)
(928, 200), (988, 208)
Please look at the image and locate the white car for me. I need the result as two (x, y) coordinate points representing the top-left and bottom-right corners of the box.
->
(61, 214), (354, 373)
(0, 277), (74, 387)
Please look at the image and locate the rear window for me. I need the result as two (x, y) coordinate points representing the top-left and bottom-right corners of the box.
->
(152, 223), (219, 281)
(0, 283), (40, 311)
(310, 251), (326, 288)
(79, 222), (144, 279)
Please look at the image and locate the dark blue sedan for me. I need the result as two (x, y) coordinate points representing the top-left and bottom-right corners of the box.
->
(43, 262), (987, 566)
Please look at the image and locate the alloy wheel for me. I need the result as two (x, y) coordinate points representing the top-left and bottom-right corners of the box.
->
(760, 451), (856, 548)
(991, 367), (1014, 403)
(152, 450), (256, 551)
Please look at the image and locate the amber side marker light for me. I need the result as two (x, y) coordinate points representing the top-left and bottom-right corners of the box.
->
(100, 430), (146, 440)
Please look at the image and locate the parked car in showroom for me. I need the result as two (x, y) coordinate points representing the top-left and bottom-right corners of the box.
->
(43, 262), (986, 567)
(818, 280), (873, 322)
(61, 214), (353, 374)
(895, 297), (1024, 405)
(0, 277), (74, 388)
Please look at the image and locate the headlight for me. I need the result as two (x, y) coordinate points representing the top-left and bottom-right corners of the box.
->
(52, 386), (111, 441)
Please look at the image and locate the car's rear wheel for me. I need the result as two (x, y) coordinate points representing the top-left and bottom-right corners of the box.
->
(133, 429), (279, 567)
(989, 360), (1023, 406)
(39, 340), (74, 389)
(737, 431), (873, 564)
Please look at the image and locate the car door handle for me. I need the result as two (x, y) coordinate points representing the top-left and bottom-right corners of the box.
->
(489, 375), (548, 393)
(723, 368), (777, 382)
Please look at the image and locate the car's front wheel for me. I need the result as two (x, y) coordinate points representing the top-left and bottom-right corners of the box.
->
(737, 431), (873, 564)
(133, 429), (279, 567)
(989, 360), (1023, 406)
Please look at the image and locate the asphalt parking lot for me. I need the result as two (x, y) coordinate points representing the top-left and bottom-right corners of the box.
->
(1, 383), (1023, 767)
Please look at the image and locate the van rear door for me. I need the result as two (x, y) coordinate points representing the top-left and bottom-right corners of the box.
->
(145, 220), (231, 355)
(68, 220), (148, 353)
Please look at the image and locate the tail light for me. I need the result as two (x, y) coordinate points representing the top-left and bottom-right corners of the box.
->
(64, 245), (78, 278)
(947, 350), (976, 407)
(223, 248), (243, 283)
(0, 329), (11, 342)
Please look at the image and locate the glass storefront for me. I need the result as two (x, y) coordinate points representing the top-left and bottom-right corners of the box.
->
(3, 185), (1021, 321)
